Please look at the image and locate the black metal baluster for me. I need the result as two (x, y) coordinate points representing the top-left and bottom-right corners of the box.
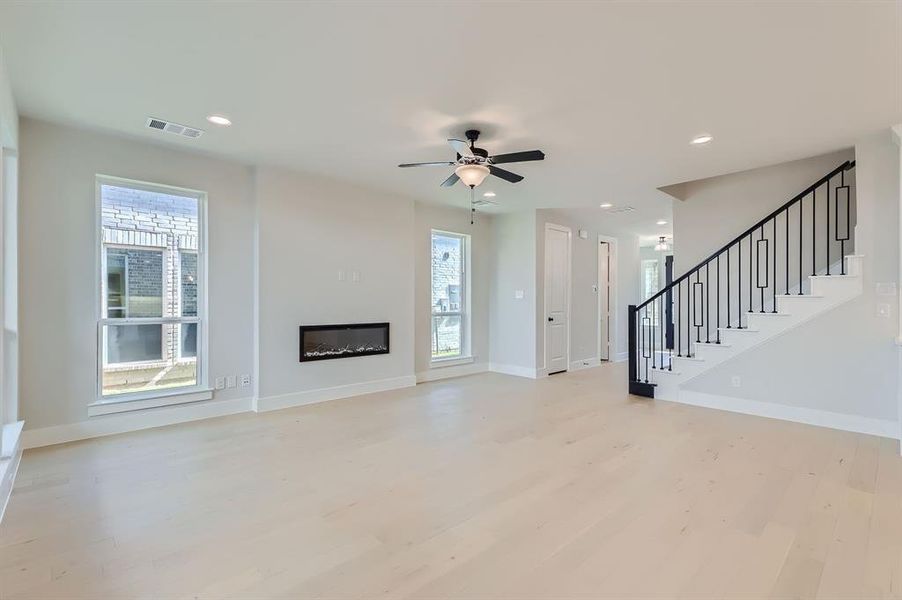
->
(812, 188), (816, 276)
(799, 194), (803, 294)
(826, 176), (831, 275)
(840, 169), (848, 274)
(705, 261), (710, 343)
(757, 227), (769, 313)
(785, 207), (789, 294)
(651, 303), (656, 371)
(716, 254), (721, 342)
(759, 225), (765, 312)
(687, 275), (692, 356)
(748, 234), (753, 310)
(694, 273), (703, 345)
(772, 217), (777, 312)
(667, 292), (672, 371)
(726, 247), (731, 328)
(671, 280), (683, 362)
(738, 234), (743, 328)
(644, 307), (648, 381)
(660, 296), (665, 369)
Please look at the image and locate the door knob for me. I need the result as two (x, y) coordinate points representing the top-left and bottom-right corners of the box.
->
(548, 317), (553, 322)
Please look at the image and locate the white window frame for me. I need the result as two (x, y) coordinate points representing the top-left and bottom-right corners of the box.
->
(430, 229), (471, 365)
(92, 175), (210, 412)
(641, 258), (661, 326)
(101, 243), (168, 368)
(176, 248), (199, 362)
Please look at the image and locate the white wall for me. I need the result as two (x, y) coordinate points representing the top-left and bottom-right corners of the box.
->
(0, 49), (16, 150)
(671, 148), (854, 275)
(535, 208), (641, 368)
(19, 118), (256, 429)
(489, 210), (537, 373)
(414, 202), (492, 377)
(0, 50), (17, 430)
(252, 166), (416, 406)
(683, 131), (900, 423)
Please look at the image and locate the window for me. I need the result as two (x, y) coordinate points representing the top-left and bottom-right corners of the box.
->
(641, 258), (660, 325)
(431, 230), (469, 361)
(97, 177), (206, 400)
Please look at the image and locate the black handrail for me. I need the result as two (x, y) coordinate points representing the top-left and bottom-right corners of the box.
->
(636, 160), (855, 312)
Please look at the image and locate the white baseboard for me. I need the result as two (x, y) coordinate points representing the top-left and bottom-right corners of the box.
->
(488, 363), (538, 379)
(569, 357), (601, 371)
(417, 362), (488, 383)
(671, 390), (899, 440)
(255, 375), (416, 413)
(0, 421), (24, 524)
(22, 396), (254, 449)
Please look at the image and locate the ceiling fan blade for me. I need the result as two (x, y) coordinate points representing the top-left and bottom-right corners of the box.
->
(489, 165), (524, 183)
(398, 161), (455, 168)
(447, 139), (474, 158)
(489, 150), (545, 165)
(440, 172), (460, 187)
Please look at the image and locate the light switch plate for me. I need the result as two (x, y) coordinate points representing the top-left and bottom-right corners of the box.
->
(877, 303), (891, 318)
(514, 290), (524, 300)
(226, 375), (237, 388)
(877, 282), (897, 296)
(215, 377), (225, 390)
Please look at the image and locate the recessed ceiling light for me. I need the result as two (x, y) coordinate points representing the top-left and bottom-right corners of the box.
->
(206, 115), (232, 126)
(599, 203), (613, 208)
(656, 220), (668, 225)
(483, 191), (496, 198)
(690, 133), (713, 145)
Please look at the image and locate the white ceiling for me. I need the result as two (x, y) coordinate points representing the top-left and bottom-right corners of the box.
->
(1, 1), (899, 230)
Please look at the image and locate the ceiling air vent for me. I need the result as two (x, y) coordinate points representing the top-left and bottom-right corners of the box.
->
(471, 198), (498, 207)
(145, 117), (204, 139)
(607, 206), (635, 214)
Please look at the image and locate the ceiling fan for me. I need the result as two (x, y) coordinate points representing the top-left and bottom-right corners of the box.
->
(399, 129), (545, 188)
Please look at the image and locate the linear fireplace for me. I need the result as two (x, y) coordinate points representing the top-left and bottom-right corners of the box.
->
(299, 322), (390, 362)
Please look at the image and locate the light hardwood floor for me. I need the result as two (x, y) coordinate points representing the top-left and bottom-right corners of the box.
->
(2, 363), (901, 599)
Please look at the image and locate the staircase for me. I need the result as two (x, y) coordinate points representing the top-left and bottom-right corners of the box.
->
(629, 160), (858, 399)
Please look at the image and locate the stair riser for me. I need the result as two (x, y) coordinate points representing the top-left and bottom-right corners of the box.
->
(810, 277), (861, 297)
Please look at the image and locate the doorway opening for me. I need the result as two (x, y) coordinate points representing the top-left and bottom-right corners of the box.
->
(597, 235), (617, 363)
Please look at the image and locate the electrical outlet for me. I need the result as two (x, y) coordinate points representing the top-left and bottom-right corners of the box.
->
(226, 375), (237, 389)
(351, 270), (360, 283)
(514, 290), (524, 300)
(731, 376), (741, 388)
(215, 377), (225, 390)
(239, 374), (251, 387)
(877, 303), (891, 318)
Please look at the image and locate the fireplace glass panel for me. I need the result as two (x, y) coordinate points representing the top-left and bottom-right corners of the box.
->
(299, 323), (390, 361)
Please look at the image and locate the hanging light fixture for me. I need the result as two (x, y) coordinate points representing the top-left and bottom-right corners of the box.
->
(654, 236), (670, 252)
(455, 164), (490, 188)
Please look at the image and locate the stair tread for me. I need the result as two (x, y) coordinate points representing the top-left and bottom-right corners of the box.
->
(718, 327), (760, 333)
(674, 356), (705, 363)
(809, 274), (856, 279)
(697, 342), (732, 348)
(747, 312), (791, 317)
(776, 294), (824, 299)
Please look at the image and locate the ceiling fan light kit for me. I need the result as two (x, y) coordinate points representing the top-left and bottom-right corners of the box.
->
(455, 164), (490, 188)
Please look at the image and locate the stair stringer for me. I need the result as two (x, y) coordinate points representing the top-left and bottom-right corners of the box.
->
(650, 255), (863, 400)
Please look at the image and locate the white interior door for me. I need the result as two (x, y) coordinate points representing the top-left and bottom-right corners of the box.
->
(598, 240), (611, 361)
(544, 224), (570, 374)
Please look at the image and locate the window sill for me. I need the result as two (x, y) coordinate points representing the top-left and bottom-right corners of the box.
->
(88, 387), (213, 417)
(430, 356), (474, 369)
